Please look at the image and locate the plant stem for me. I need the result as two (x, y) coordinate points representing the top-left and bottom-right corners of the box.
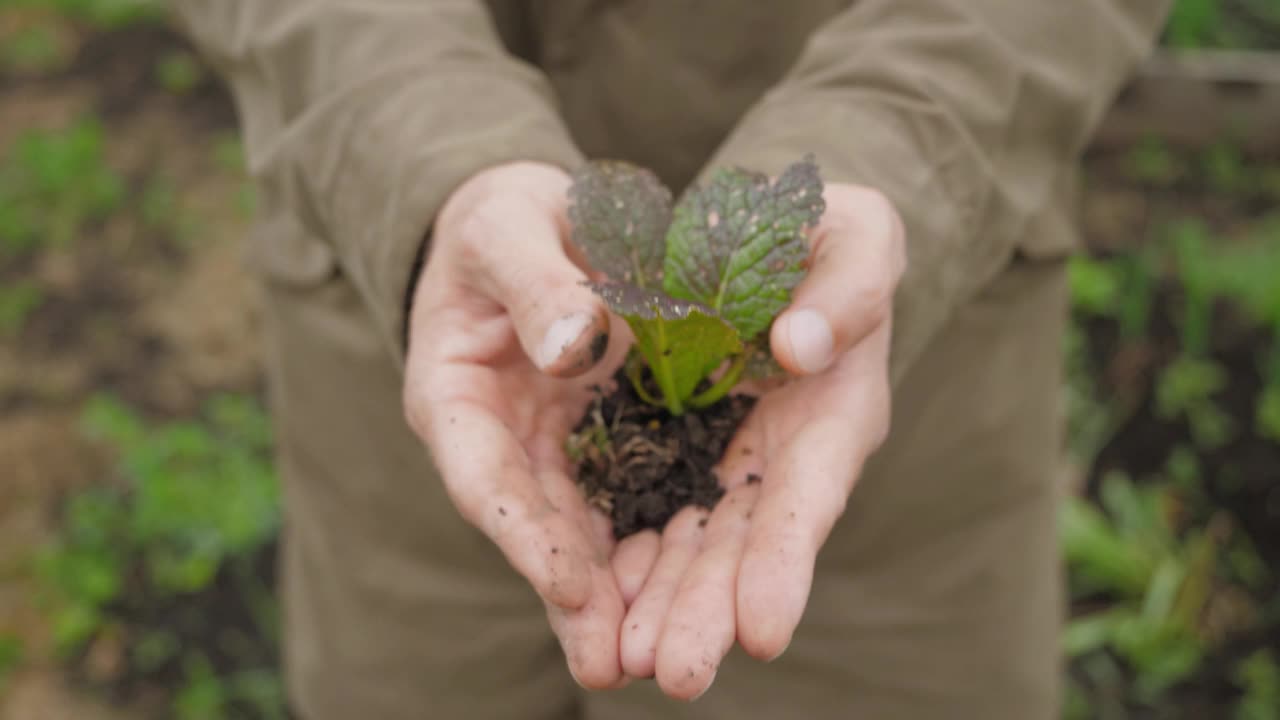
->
(688, 353), (748, 409)
(624, 354), (662, 406)
(649, 320), (684, 415)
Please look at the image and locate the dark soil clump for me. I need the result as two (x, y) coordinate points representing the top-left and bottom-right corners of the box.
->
(572, 370), (755, 538)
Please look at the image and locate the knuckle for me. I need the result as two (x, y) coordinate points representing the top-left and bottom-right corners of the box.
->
(855, 185), (895, 217)
(864, 379), (894, 452)
(400, 381), (430, 439)
(828, 185), (904, 245)
(849, 279), (894, 326)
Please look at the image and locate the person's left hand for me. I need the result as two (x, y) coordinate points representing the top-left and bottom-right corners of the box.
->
(608, 183), (906, 700)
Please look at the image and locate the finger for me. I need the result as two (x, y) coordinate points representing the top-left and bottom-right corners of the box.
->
(619, 509), (708, 678)
(588, 507), (617, 553)
(612, 530), (661, 605)
(415, 399), (593, 609)
(771, 186), (905, 375)
(539, 468), (618, 560)
(735, 417), (867, 661)
(715, 406), (766, 489)
(547, 561), (626, 689)
(465, 205), (611, 378)
(655, 483), (759, 701)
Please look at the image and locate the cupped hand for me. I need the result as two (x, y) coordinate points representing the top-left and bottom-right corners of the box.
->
(402, 162), (630, 688)
(611, 184), (907, 700)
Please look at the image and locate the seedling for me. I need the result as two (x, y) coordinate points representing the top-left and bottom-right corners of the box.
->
(568, 155), (823, 415)
(567, 155), (823, 536)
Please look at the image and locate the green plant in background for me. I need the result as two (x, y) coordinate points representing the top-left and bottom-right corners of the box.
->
(173, 656), (286, 720)
(1062, 471), (1235, 703)
(1163, 0), (1280, 49)
(1064, 322), (1113, 462)
(3, 0), (164, 29)
(0, 117), (125, 257)
(211, 133), (257, 220)
(1236, 650), (1280, 720)
(155, 50), (204, 95)
(1187, 215), (1280, 442)
(0, 280), (45, 338)
(1125, 137), (1184, 187)
(140, 172), (198, 243)
(1068, 255), (1123, 317)
(1156, 355), (1235, 449)
(0, 22), (73, 74)
(0, 634), (23, 696)
(1203, 142), (1250, 196)
(1170, 219), (1216, 356)
(40, 393), (283, 718)
(1165, 0), (1224, 48)
(1068, 250), (1160, 340)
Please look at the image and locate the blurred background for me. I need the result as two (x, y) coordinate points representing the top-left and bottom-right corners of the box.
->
(0, 1), (1277, 718)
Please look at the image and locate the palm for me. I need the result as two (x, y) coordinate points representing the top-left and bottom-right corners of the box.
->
(431, 308), (611, 474)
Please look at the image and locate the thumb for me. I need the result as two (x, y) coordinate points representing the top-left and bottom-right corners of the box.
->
(479, 223), (612, 378)
(770, 186), (905, 376)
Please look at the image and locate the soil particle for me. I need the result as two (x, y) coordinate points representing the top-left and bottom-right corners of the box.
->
(572, 370), (754, 538)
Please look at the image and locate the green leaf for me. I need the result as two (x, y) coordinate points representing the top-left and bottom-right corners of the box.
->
(663, 155), (823, 340)
(568, 161), (672, 287)
(590, 282), (741, 412)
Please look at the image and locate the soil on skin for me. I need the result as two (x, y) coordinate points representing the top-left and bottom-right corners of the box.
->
(572, 370), (755, 538)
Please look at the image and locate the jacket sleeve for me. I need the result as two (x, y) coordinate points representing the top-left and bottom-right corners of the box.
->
(170, 0), (583, 358)
(701, 1), (1170, 384)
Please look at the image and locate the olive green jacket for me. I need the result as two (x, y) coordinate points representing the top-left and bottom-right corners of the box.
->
(172, 0), (1168, 383)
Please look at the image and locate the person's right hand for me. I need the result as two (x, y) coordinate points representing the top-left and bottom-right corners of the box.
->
(401, 161), (630, 689)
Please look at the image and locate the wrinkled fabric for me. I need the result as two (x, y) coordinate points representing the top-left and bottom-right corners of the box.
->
(171, 0), (1167, 382)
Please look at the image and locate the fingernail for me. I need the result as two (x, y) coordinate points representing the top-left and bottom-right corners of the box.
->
(538, 312), (595, 370)
(785, 308), (833, 374)
(766, 638), (792, 663)
(691, 668), (717, 701)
